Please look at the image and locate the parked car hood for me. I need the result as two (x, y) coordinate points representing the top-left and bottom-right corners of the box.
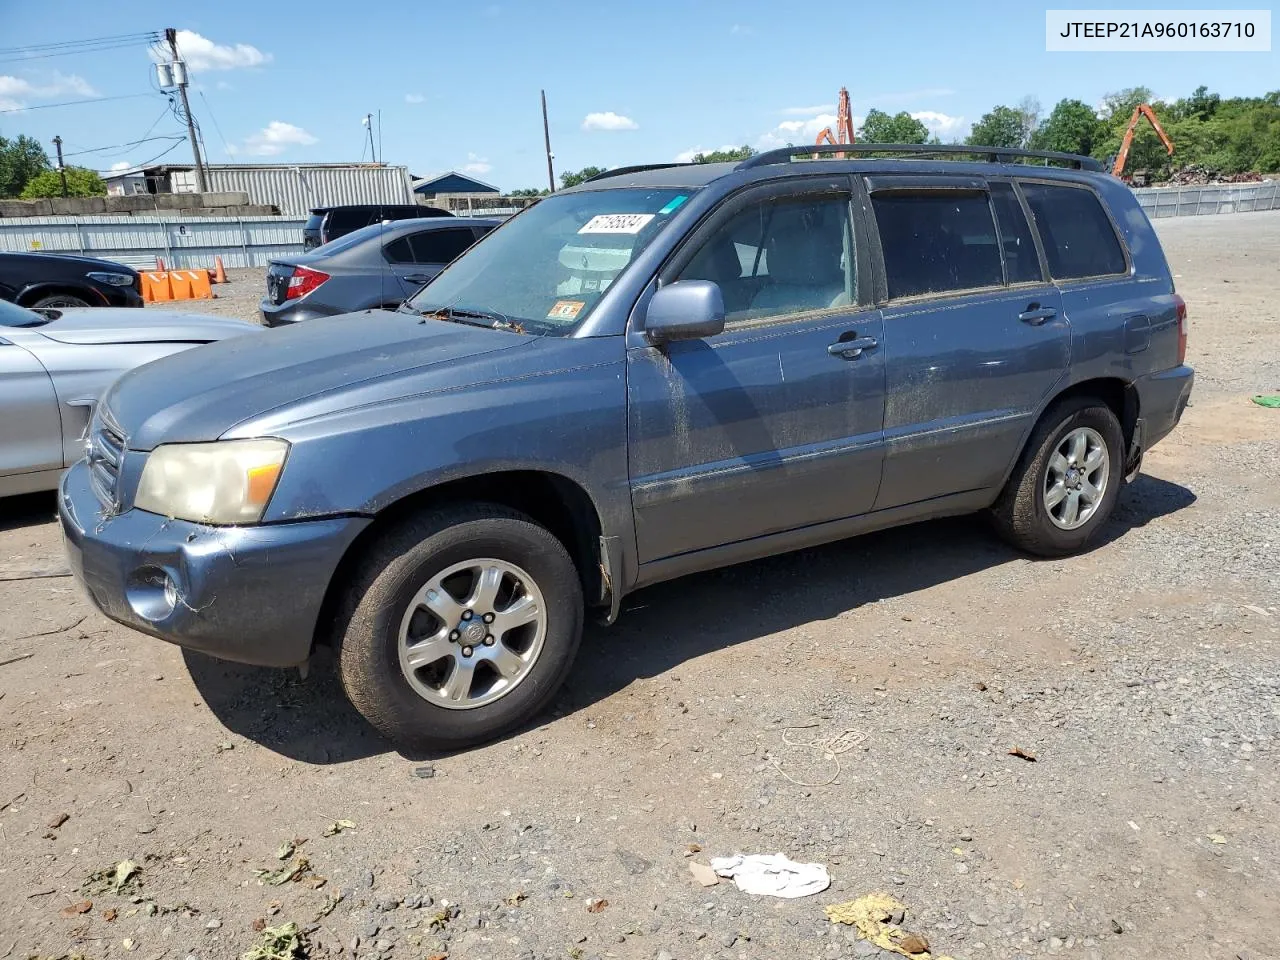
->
(104, 309), (532, 450)
(34, 308), (258, 345)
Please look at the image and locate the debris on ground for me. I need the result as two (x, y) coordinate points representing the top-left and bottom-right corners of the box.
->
(322, 819), (356, 837)
(48, 813), (70, 829)
(58, 900), (92, 918)
(240, 921), (307, 960)
(770, 722), (867, 786)
(413, 765), (436, 779)
(275, 840), (296, 861)
(586, 898), (609, 913)
(688, 861), (720, 887)
(1008, 746), (1038, 762)
(709, 853), (830, 898)
(1252, 395), (1280, 408)
(253, 857), (311, 886)
(83, 860), (140, 896)
(825, 893), (954, 959)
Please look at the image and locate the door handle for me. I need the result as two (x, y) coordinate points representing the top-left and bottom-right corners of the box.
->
(402, 273), (432, 284)
(827, 335), (878, 359)
(1018, 304), (1057, 325)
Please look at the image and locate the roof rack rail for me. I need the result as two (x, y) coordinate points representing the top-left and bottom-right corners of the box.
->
(583, 163), (689, 183)
(736, 143), (1103, 172)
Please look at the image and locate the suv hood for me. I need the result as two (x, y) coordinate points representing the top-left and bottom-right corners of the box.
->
(104, 310), (531, 450)
(35, 308), (257, 345)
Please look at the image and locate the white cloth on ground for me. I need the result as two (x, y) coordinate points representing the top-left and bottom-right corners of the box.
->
(708, 853), (831, 898)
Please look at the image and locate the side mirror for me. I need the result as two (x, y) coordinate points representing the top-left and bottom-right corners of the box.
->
(644, 280), (725, 344)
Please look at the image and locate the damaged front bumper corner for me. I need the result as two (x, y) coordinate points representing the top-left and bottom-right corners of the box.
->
(58, 459), (369, 667)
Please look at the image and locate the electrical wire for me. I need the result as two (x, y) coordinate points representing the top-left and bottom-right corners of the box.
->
(0, 92), (157, 114)
(64, 135), (186, 160)
(0, 35), (159, 65)
(0, 31), (158, 54)
(130, 139), (186, 169)
(197, 90), (235, 162)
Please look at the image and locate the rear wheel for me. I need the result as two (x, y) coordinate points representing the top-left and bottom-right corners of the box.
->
(32, 293), (91, 309)
(335, 504), (583, 751)
(992, 397), (1125, 557)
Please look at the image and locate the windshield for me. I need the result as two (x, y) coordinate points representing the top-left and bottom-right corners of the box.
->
(404, 187), (693, 334)
(0, 299), (49, 327)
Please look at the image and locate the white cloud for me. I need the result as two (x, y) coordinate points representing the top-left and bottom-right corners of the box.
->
(240, 120), (317, 157)
(756, 112), (867, 150)
(911, 110), (967, 141)
(461, 152), (492, 175)
(673, 144), (740, 163)
(0, 72), (96, 111)
(781, 104), (833, 117)
(582, 111), (638, 132)
(161, 30), (270, 72)
(730, 23), (752, 34)
(405, 93), (425, 104)
(109, 161), (133, 172)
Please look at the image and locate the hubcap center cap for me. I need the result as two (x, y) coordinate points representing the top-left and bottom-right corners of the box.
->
(459, 620), (487, 645)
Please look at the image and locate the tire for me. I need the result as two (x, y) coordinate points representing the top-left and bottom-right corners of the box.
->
(991, 397), (1125, 558)
(32, 293), (91, 309)
(334, 503), (583, 752)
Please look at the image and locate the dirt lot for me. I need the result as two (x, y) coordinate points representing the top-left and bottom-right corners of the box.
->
(2, 213), (1278, 960)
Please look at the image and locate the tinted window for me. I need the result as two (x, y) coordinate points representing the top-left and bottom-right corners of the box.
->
(872, 191), (1003, 299)
(409, 228), (476, 264)
(677, 193), (855, 323)
(383, 236), (413, 264)
(990, 183), (1042, 284)
(1019, 182), (1127, 279)
(326, 208), (372, 236)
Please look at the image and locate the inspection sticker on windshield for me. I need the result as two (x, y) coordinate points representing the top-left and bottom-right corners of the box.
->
(547, 300), (586, 321)
(579, 213), (655, 235)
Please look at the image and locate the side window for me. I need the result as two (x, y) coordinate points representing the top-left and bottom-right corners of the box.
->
(409, 228), (476, 265)
(872, 191), (1003, 299)
(989, 182), (1042, 284)
(383, 236), (414, 264)
(676, 193), (855, 324)
(1019, 182), (1127, 280)
(327, 209), (367, 236)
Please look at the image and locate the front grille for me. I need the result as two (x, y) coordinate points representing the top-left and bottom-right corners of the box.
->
(88, 410), (126, 507)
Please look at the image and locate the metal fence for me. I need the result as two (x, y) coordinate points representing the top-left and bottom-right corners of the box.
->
(1132, 181), (1279, 218)
(0, 215), (305, 269)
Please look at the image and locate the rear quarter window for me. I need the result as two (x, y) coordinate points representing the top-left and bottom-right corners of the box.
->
(1019, 182), (1128, 280)
(872, 191), (1003, 299)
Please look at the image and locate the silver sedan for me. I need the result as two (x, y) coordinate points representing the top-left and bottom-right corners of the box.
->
(1, 298), (259, 497)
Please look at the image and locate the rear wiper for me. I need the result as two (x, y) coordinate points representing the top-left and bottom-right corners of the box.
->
(411, 305), (528, 334)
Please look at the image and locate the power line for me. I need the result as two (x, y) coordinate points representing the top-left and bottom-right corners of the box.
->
(64, 134), (186, 159)
(0, 92), (158, 115)
(0, 31), (159, 64)
(0, 31), (158, 55)
(197, 89), (235, 161)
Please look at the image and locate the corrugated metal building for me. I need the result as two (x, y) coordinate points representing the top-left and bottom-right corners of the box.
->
(137, 163), (415, 216)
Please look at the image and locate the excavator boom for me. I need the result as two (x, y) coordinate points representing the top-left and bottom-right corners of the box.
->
(814, 87), (856, 158)
(1112, 103), (1175, 177)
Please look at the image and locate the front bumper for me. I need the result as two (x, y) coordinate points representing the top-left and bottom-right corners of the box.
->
(59, 459), (370, 667)
(1134, 364), (1195, 452)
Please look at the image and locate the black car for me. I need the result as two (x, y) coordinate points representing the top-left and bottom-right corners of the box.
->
(0, 252), (143, 309)
(303, 204), (452, 250)
(263, 217), (497, 326)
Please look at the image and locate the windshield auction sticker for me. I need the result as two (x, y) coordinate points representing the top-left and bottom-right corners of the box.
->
(547, 300), (586, 321)
(1046, 9), (1271, 50)
(579, 214), (656, 234)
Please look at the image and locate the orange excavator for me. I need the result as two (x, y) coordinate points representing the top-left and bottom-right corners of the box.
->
(814, 87), (855, 156)
(1112, 103), (1174, 178)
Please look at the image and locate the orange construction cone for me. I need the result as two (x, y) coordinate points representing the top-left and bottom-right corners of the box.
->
(212, 256), (227, 284)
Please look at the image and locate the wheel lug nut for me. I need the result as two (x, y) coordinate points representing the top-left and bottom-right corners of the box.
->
(461, 610), (473, 620)
(483, 613), (495, 624)
(461, 645), (473, 657)
(449, 630), (459, 641)
(483, 635), (495, 646)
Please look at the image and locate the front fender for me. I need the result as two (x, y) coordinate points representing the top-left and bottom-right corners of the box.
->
(19, 281), (108, 307)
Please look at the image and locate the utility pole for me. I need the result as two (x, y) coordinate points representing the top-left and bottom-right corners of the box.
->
(52, 136), (68, 197)
(541, 90), (555, 192)
(364, 113), (376, 163)
(165, 27), (206, 193)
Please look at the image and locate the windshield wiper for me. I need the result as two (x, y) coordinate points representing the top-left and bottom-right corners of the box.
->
(409, 305), (530, 334)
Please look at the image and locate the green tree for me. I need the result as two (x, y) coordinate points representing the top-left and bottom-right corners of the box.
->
(966, 106), (1025, 148)
(857, 109), (929, 144)
(1100, 86), (1156, 123)
(690, 146), (755, 163)
(19, 166), (106, 199)
(509, 187), (549, 197)
(0, 134), (51, 198)
(1029, 99), (1104, 156)
(559, 166), (607, 188)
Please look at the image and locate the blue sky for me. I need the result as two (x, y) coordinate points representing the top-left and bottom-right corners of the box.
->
(2, 0), (1275, 190)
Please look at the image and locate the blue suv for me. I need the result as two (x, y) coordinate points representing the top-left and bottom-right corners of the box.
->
(60, 145), (1193, 751)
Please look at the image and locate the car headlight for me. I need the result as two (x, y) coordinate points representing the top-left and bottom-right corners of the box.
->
(135, 439), (289, 524)
(86, 271), (135, 287)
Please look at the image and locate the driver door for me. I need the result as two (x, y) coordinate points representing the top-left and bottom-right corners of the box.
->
(626, 178), (887, 563)
(0, 336), (63, 481)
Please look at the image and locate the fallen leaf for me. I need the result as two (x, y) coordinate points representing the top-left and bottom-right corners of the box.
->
(1208, 834), (1227, 844)
(322, 819), (356, 837)
(48, 812), (70, 829)
(275, 840), (296, 861)
(687, 842), (702, 854)
(103, 907), (118, 922)
(586, 898), (609, 913)
(506, 892), (528, 906)
(302, 874), (327, 889)
(688, 861), (720, 887)
(899, 932), (930, 955)
(253, 856), (310, 886)
(1008, 746), (1037, 762)
(251, 918), (266, 932)
(60, 900), (93, 918)
(426, 954), (448, 960)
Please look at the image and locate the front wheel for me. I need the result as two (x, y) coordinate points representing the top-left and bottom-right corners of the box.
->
(992, 398), (1125, 557)
(32, 293), (91, 309)
(335, 504), (584, 752)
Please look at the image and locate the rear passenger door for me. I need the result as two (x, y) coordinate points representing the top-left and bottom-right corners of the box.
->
(870, 177), (1070, 510)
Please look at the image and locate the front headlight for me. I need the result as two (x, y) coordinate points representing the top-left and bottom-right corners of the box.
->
(135, 439), (289, 525)
(86, 271), (136, 287)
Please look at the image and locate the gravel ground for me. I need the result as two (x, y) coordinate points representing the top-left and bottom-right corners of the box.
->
(1, 212), (1277, 960)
